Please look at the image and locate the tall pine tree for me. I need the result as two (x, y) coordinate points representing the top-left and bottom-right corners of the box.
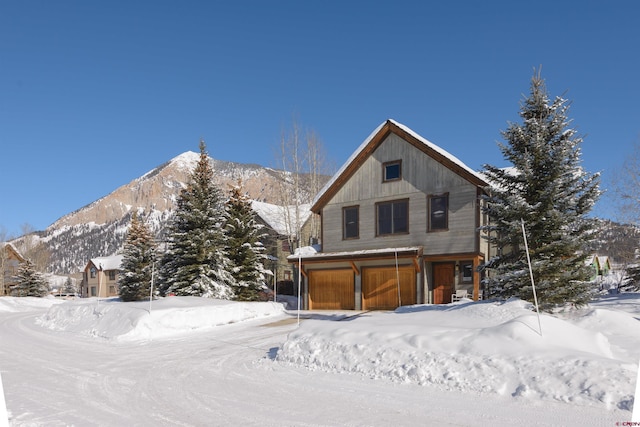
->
(118, 212), (157, 302)
(225, 182), (269, 301)
(11, 260), (49, 297)
(480, 70), (600, 310)
(158, 140), (235, 299)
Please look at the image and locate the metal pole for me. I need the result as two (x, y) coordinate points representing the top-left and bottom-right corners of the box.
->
(521, 219), (542, 336)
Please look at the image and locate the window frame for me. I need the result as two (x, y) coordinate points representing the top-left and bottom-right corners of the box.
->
(342, 205), (360, 240)
(382, 160), (402, 183)
(428, 193), (449, 232)
(376, 199), (409, 236)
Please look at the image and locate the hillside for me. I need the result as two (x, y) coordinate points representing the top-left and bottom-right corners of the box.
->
(28, 152), (324, 274)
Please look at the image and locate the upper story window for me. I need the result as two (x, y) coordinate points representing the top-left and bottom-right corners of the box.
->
(108, 270), (116, 281)
(90, 267), (97, 278)
(428, 193), (449, 231)
(383, 160), (402, 182)
(343, 206), (359, 239)
(376, 199), (409, 236)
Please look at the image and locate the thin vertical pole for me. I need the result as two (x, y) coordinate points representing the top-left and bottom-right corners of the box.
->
(521, 219), (542, 336)
(149, 260), (155, 314)
(297, 251), (301, 326)
(395, 250), (401, 307)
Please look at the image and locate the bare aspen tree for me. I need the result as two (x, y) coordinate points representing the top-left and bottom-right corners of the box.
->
(275, 118), (332, 252)
(0, 228), (9, 295)
(611, 139), (640, 226)
(14, 224), (51, 273)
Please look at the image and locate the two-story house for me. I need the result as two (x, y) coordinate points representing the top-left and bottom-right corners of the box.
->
(81, 255), (124, 298)
(289, 120), (490, 310)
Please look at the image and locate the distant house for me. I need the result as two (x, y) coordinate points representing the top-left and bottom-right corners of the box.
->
(289, 120), (490, 310)
(252, 201), (316, 294)
(587, 255), (612, 282)
(81, 255), (124, 298)
(1, 243), (26, 296)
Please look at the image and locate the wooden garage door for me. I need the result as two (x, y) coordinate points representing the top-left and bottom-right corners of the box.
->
(362, 266), (416, 310)
(308, 269), (355, 310)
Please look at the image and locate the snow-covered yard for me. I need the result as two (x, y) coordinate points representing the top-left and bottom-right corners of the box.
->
(0, 294), (638, 426)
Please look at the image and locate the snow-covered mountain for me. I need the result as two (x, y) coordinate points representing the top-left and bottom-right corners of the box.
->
(30, 152), (324, 274)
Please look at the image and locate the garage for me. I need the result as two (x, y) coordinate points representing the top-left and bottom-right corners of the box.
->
(362, 266), (416, 310)
(308, 269), (355, 310)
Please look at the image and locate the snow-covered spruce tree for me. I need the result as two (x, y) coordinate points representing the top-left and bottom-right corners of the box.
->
(480, 71), (601, 310)
(11, 260), (49, 297)
(224, 182), (269, 301)
(623, 252), (640, 292)
(118, 212), (157, 302)
(158, 140), (235, 299)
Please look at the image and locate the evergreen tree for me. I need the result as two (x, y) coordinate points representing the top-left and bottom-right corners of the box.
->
(623, 250), (640, 292)
(11, 260), (49, 297)
(118, 212), (157, 302)
(480, 70), (601, 310)
(62, 277), (76, 295)
(158, 140), (235, 299)
(225, 182), (269, 301)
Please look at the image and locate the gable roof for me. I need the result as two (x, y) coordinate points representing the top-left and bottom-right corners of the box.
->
(1, 242), (26, 263)
(310, 119), (489, 213)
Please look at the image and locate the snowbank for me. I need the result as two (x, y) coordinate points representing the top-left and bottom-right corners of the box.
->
(37, 296), (286, 341)
(277, 298), (639, 411)
(12, 293), (639, 413)
(0, 295), (63, 313)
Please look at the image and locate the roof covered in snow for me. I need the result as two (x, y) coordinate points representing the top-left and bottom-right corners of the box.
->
(87, 254), (124, 271)
(287, 246), (423, 262)
(311, 119), (489, 213)
(251, 200), (312, 236)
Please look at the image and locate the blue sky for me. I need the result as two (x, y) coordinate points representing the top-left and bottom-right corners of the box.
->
(1, 1), (639, 237)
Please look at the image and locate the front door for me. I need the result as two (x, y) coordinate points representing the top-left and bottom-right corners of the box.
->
(433, 263), (454, 304)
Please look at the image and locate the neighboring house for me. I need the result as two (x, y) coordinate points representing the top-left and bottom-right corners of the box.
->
(1, 242), (26, 296)
(252, 201), (316, 294)
(81, 255), (124, 298)
(289, 120), (490, 310)
(587, 255), (612, 282)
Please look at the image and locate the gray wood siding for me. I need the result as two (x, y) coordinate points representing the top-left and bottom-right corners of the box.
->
(322, 134), (481, 255)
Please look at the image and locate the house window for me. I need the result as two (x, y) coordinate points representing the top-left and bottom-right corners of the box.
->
(90, 286), (97, 297)
(108, 271), (116, 281)
(461, 262), (473, 282)
(376, 199), (408, 235)
(383, 160), (402, 182)
(90, 267), (97, 278)
(429, 194), (448, 231)
(343, 206), (359, 239)
(282, 240), (291, 252)
(109, 285), (116, 295)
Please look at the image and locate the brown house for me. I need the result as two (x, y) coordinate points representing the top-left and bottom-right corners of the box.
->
(252, 200), (316, 294)
(289, 120), (490, 310)
(1, 243), (26, 296)
(81, 255), (123, 298)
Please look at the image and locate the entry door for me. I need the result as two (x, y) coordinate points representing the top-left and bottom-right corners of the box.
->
(433, 263), (454, 304)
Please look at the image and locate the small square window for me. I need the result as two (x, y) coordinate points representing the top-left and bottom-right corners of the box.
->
(383, 160), (402, 182)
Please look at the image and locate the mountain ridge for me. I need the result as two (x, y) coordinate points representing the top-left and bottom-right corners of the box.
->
(28, 152), (322, 274)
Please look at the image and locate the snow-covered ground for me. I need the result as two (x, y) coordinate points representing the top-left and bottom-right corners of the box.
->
(0, 294), (638, 426)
